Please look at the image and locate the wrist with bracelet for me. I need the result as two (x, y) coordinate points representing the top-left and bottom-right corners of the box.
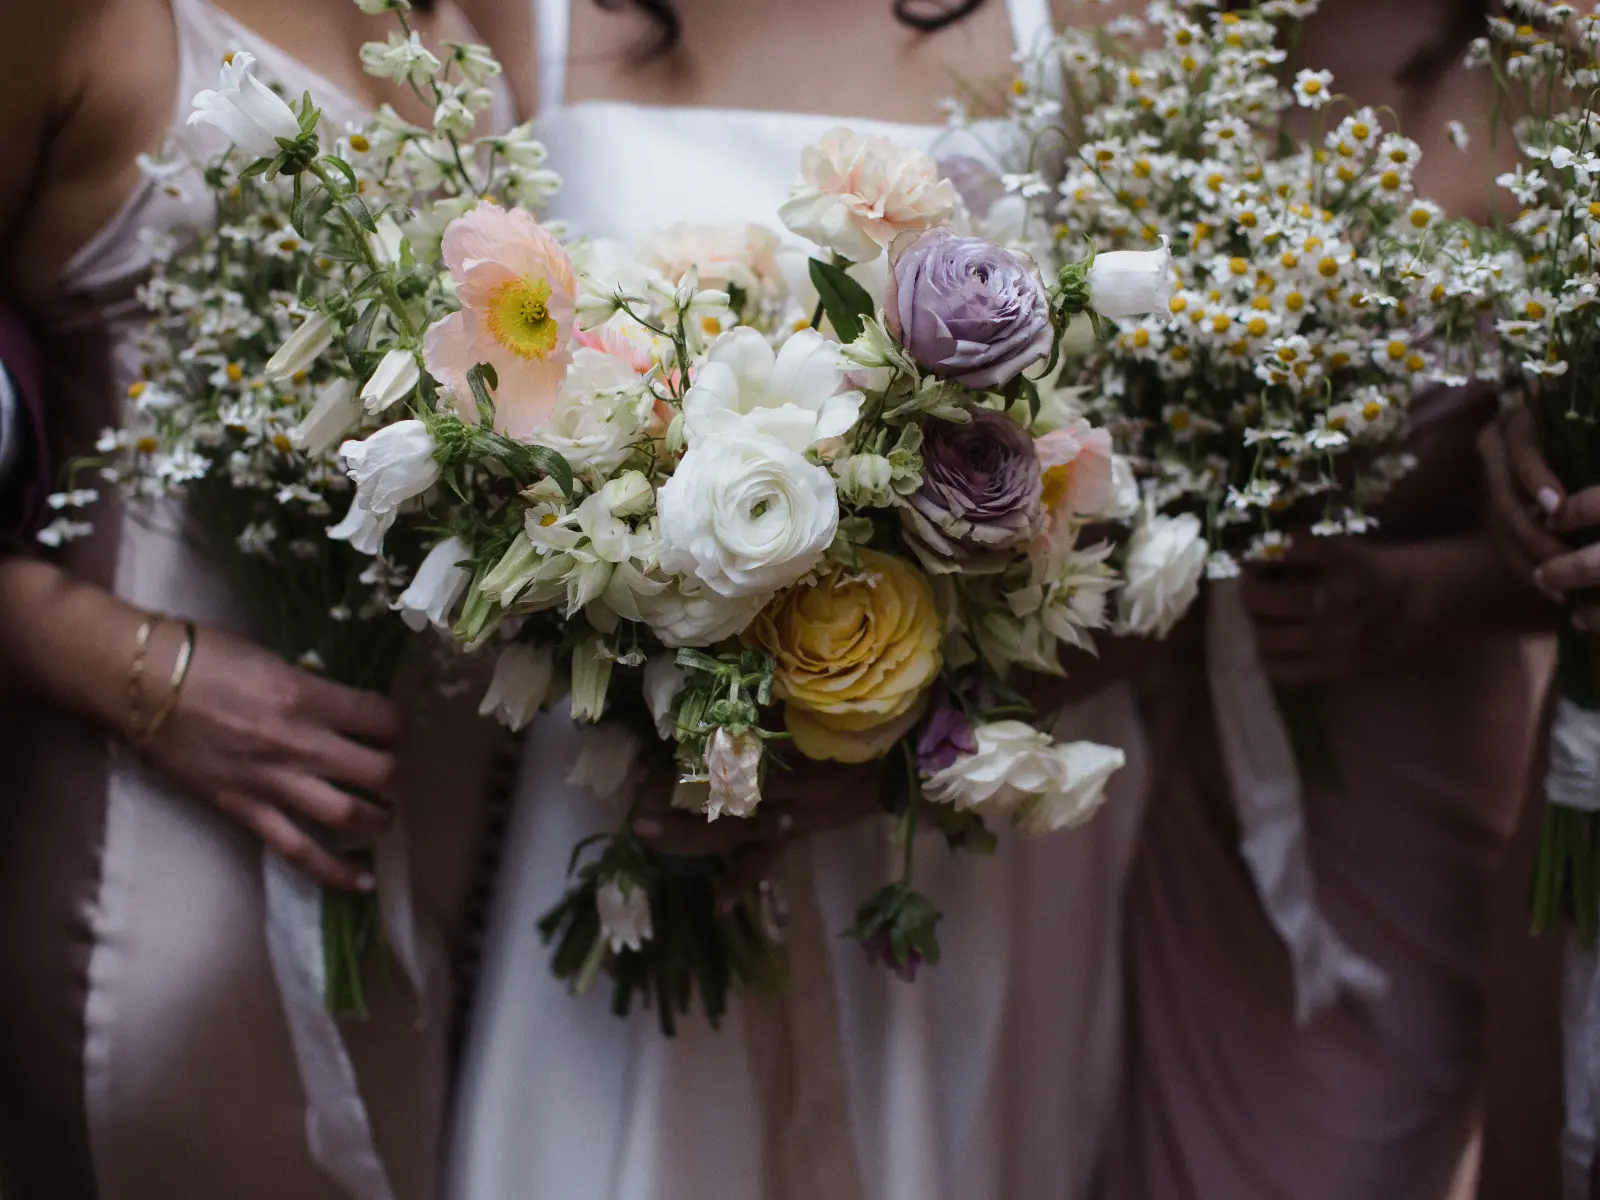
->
(126, 613), (197, 750)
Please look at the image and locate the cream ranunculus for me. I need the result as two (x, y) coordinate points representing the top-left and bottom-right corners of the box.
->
(705, 727), (763, 820)
(682, 328), (863, 450)
(745, 549), (942, 763)
(657, 429), (838, 599)
(1115, 509), (1207, 638)
(633, 576), (771, 647)
(778, 126), (957, 263)
(187, 51), (301, 159)
(393, 536), (471, 631)
(265, 311), (335, 382)
(478, 642), (554, 731)
(921, 720), (1124, 833)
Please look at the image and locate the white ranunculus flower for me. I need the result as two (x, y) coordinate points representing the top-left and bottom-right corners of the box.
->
(535, 348), (652, 475)
(339, 418), (440, 514)
(682, 328), (863, 451)
(478, 642), (554, 731)
(633, 577), (771, 647)
(393, 536), (471, 631)
(187, 51), (301, 159)
(779, 126), (956, 262)
(327, 497), (395, 556)
(705, 727), (763, 821)
(1087, 242), (1177, 320)
(264, 312), (335, 381)
(361, 348), (422, 414)
(1015, 741), (1125, 834)
(290, 377), (361, 456)
(642, 654), (687, 738)
(359, 31), (442, 87)
(596, 879), (653, 953)
(1115, 509), (1207, 638)
(567, 723), (641, 804)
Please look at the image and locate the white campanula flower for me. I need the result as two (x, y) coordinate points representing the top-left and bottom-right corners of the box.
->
(264, 311), (335, 381)
(361, 348), (421, 414)
(596, 879), (653, 953)
(657, 429), (839, 599)
(570, 636), (613, 722)
(705, 727), (763, 820)
(360, 31), (442, 88)
(187, 52), (300, 159)
(339, 419), (440, 514)
(327, 497), (395, 556)
(393, 536), (471, 631)
(1086, 242), (1177, 319)
(478, 642), (554, 731)
(681, 327), (863, 450)
(778, 126), (957, 262)
(567, 723), (641, 804)
(290, 378), (362, 456)
(1115, 509), (1206, 638)
(642, 654), (688, 738)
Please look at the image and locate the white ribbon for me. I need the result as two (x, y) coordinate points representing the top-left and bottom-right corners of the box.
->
(263, 818), (438, 1200)
(1204, 578), (1389, 1025)
(1548, 696), (1600, 813)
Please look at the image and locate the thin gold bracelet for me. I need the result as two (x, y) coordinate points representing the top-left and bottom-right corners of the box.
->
(133, 622), (196, 751)
(126, 616), (158, 745)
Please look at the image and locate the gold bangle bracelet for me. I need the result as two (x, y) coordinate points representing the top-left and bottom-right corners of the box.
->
(126, 616), (158, 745)
(134, 622), (196, 751)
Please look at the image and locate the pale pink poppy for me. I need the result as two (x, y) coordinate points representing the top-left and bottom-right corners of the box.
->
(1035, 420), (1114, 518)
(423, 201), (576, 439)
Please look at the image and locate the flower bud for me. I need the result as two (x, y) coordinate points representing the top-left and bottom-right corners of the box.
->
(1084, 241), (1176, 320)
(265, 312), (335, 382)
(361, 348), (421, 414)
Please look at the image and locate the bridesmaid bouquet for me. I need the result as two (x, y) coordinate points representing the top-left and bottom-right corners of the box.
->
(49, 10), (558, 1015)
(1470, 3), (1600, 941)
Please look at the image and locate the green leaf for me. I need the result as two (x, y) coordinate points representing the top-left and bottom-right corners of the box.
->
(345, 300), (381, 358)
(339, 194), (378, 233)
(290, 183), (331, 240)
(808, 257), (874, 343)
(237, 157), (274, 180)
(523, 444), (575, 501)
(466, 363), (497, 427)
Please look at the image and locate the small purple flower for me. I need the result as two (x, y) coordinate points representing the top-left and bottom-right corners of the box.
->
(860, 931), (926, 983)
(885, 226), (1052, 391)
(901, 409), (1043, 574)
(917, 695), (978, 774)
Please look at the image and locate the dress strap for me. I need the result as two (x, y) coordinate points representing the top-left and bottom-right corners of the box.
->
(534, 0), (570, 115)
(1004, 0), (1055, 55)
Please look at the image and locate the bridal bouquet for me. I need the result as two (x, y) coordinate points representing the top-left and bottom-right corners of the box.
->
(48, 8), (559, 1015)
(1470, 2), (1600, 942)
(991, 0), (1495, 578)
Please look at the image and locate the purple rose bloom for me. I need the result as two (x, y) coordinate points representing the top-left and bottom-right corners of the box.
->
(885, 226), (1052, 391)
(917, 694), (978, 774)
(901, 409), (1043, 574)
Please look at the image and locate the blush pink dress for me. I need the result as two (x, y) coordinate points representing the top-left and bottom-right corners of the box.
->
(1099, 392), (1543, 1199)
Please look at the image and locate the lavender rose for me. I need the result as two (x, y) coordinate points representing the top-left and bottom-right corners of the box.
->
(901, 409), (1042, 574)
(885, 227), (1052, 391)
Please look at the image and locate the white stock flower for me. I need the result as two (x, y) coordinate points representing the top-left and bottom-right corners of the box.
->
(682, 328), (863, 450)
(778, 126), (956, 262)
(596, 879), (653, 953)
(642, 654), (688, 738)
(634, 578), (770, 647)
(1087, 243), (1177, 319)
(657, 431), (839, 598)
(291, 377), (361, 456)
(264, 312), (335, 381)
(339, 419), (440, 514)
(705, 727), (763, 821)
(921, 719), (1123, 832)
(187, 52), (301, 159)
(360, 31), (442, 88)
(393, 536), (470, 631)
(1115, 509), (1206, 638)
(567, 723), (641, 804)
(361, 348), (421, 414)
(478, 642), (554, 731)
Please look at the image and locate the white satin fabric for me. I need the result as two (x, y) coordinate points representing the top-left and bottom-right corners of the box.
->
(447, 3), (1148, 1197)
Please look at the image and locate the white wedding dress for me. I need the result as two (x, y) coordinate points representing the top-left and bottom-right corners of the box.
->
(447, 4), (1150, 1197)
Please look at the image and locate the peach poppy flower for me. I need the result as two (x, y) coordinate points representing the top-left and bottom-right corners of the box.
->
(423, 201), (576, 439)
(1035, 420), (1114, 519)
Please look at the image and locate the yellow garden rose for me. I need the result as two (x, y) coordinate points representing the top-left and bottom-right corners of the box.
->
(746, 549), (942, 763)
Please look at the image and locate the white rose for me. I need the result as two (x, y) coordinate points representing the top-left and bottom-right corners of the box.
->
(705, 727), (763, 821)
(361, 348), (422, 414)
(921, 720), (1124, 834)
(778, 126), (956, 262)
(291, 377), (361, 457)
(596, 878), (653, 953)
(393, 536), (470, 631)
(534, 348), (652, 476)
(682, 328), (863, 451)
(567, 723), (641, 804)
(478, 642), (554, 731)
(187, 52), (300, 159)
(339, 418), (440, 514)
(642, 654), (688, 738)
(1115, 509), (1206, 638)
(1015, 741), (1125, 834)
(657, 430), (838, 599)
(1087, 243), (1177, 320)
(633, 576), (771, 647)
(265, 312), (335, 381)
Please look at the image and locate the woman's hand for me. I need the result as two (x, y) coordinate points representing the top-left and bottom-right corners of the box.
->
(143, 625), (401, 891)
(632, 756), (884, 909)
(1241, 536), (1414, 686)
